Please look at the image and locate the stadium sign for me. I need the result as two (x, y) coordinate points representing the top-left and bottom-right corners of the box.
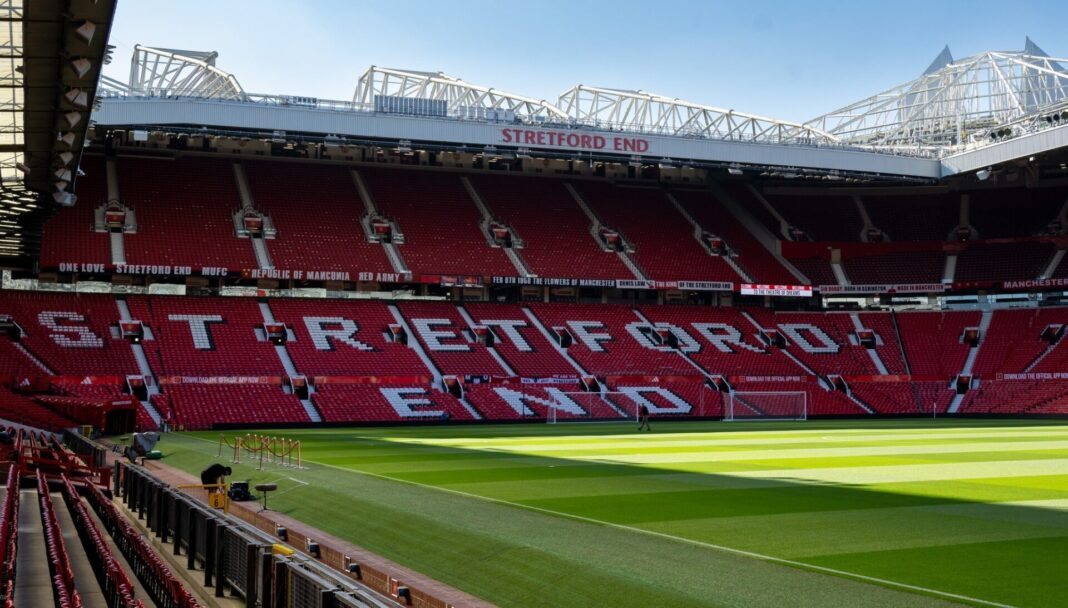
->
(1002, 278), (1068, 290)
(500, 128), (649, 153)
(740, 284), (813, 297)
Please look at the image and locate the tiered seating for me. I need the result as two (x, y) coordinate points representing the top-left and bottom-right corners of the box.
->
(360, 168), (515, 276)
(527, 303), (694, 375)
(126, 296), (282, 376)
(244, 162), (393, 273)
(576, 182), (740, 281)
(120, 156), (256, 270)
(312, 384), (473, 423)
(746, 311), (884, 376)
(165, 384), (308, 429)
(0, 387), (76, 430)
(789, 258), (837, 286)
(462, 303), (578, 378)
(40, 155), (111, 269)
(0, 340), (45, 377)
(959, 380), (1068, 414)
(858, 313), (909, 374)
(471, 174), (632, 279)
(724, 183), (782, 237)
(83, 475), (202, 607)
(57, 475), (140, 608)
(463, 385), (626, 420)
(914, 380), (956, 413)
(954, 242), (1054, 282)
(269, 299), (427, 376)
(759, 193), (863, 242)
(863, 193), (959, 241)
(896, 311), (979, 377)
(637, 306), (802, 376)
(673, 188), (797, 283)
(843, 250), (946, 284)
(35, 470), (81, 608)
(971, 309), (1068, 378)
(397, 302), (507, 376)
(968, 189), (1063, 238)
(850, 382), (918, 414)
(55, 383), (159, 431)
(0, 291), (137, 375)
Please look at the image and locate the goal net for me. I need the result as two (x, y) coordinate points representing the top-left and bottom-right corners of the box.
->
(726, 391), (807, 421)
(547, 389), (709, 423)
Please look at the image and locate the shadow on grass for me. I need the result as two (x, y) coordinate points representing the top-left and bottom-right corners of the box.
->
(166, 421), (1068, 608)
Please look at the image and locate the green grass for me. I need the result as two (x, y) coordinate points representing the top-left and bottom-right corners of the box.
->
(157, 419), (1068, 607)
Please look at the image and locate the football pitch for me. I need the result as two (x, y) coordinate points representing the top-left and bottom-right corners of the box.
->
(160, 419), (1068, 607)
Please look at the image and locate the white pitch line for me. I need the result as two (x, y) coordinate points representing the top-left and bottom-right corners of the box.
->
(183, 433), (1016, 607)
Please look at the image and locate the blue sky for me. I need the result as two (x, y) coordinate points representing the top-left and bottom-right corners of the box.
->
(104, 0), (1066, 122)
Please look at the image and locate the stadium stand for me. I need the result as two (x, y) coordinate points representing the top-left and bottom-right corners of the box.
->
(39, 155), (111, 270)
(125, 295), (283, 376)
(462, 302), (579, 378)
(896, 311), (979, 378)
(359, 168), (516, 276)
(0, 291), (138, 376)
(119, 156), (257, 270)
(244, 161), (395, 274)
(469, 174), (633, 279)
(672, 187), (798, 283)
(575, 182), (741, 281)
(268, 298), (426, 377)
(759, 193), (864, 242)
(954, 241), (1055, 282)
(842, 250), (946, 284)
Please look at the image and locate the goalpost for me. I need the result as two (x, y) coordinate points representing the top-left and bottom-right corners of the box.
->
(726, 391), (807, 421)
(546, 390), (708, 424)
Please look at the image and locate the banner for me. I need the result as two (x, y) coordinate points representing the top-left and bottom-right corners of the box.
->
(490, 276), (620, 287)
(312, 375), (432, 385)
(740, 284), (813, 297)
(652, 280), (734, 291)
(730, 375), (812, 383)
(158, 376), (282, 385)
(996, 372), (1068, 381)
(819, 283), (946, 294)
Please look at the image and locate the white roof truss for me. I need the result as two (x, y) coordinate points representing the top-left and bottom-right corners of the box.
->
(556, 85), (839, 144)
(353, 66), (568, 121)
(128, 45), (244, 100)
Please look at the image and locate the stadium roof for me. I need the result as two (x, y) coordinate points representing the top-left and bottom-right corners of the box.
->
(0, 0), (117, 260)
(805, 39), (1068, 151)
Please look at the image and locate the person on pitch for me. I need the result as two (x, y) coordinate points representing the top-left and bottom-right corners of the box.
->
(638, 404), (651, 431)
(200, 463), (232, 493)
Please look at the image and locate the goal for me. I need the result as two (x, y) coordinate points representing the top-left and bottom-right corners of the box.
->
(726, 391), (807, 421)
(546, 389), (709, 423)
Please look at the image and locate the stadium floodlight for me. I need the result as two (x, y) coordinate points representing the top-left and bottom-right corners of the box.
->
(74, 21), (96, 44)
(64, 88), (88, 109)
(727, 166), (744, 176)
(976, 168), (992, 181)
(52, 192), (76, 206)
(70, 57), (92, 79)
(56, 132), (77, 147)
